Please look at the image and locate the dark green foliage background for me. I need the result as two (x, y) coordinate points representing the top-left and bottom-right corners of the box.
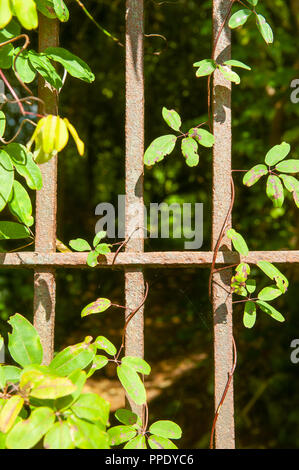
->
(1, 0), (299, 448)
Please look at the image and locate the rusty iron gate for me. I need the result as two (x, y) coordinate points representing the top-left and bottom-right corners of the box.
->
(0, 0), (297, 449)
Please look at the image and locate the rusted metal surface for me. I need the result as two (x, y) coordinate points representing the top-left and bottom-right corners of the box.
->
(34, 15), (59, 365)
(212, 0), (234, 449)
(125, 0), (145, 414)
(2, 251), (299, 268)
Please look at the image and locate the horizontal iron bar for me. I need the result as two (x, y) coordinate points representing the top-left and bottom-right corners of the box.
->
(0, 251), (299, 268)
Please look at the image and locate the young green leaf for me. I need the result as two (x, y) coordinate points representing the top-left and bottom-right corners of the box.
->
(0, 111), (5, 138)
(144, 135), (177, 166)
(121, 356), (151, 375)
(265, 142), (291, 166)
(226, 228), (249, 256)
(6, 407), (55, 449)
(69, 238), (91, 251)
(0, 0), (12, 29)
(243, 164), (268, 187)
(243, 301), (256, 329)
(256, 300), (285, 322)
(258, 286), (282, 301)
(95, 336), (117, 356)
(275, 160), (299, 174)
(181, 137), (199, 167)
(71, 393), (110, 425)
(149, 420), (182, 439)
(256, 14), (274, 44)
(266, 175), (284, 207)
(44, 422), (74, 450)
(55, 369), (87, 411)
(223, 60), (251, 70)
(279, 175), (299, 193)
(44, 47), (94, 82)
(87, 250), (98, 267)
(117, 364), (146, 405)
(95, 243), (111, 255)
(246, 279), (256, 294)
(108, 426), (137, 446)
(162, 107), (181, 132)
(257, 261), (288, 292)
(0, 396), (24, 433)
(228, 9), (252, 29)
(193, 59), (217, 77)
(0, 149), (14, 211)
(123, 435), (147, 449)
(218, 65), (241, 85)
(293, 189), (299, 208)
(53, 0), (69, 22)
(8, 314), (43, 367)
(0, 221), (30, 240)
(115, 409), (140, 427)
(148, 435), (178, 449)
(49, 341), (95, 376)
(93, 231), (106, 247)
(86, 355), (108, 378)
(81, 298), (111, 317)
(188, 128), (215, 147)
(12, 0), (38, 30)
(1, 366), (21, 385)
(8, 181), (34, 227)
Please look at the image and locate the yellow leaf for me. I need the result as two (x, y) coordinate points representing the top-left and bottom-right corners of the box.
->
(64, 118), (85, 156)
(0, 0), (12, 29)
(0, 396), (24, 433)
(54, 117), (69, 152)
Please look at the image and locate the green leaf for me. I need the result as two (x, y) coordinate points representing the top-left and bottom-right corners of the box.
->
(243, 164), (268, 187)
(148, 435), (178, 449)
(162, 107), (181, 132)
(275, 160), (299, 174)
(0, 221), (30, 240)
(81, 298), (111, 317)
(226, 228), (249, 256)
(233, 263), (250, 283)
(95, 243), (111, 255)
(71, 393), (110, 425)
(20, 366), (76, 399)
(108, 425), (137, 446)
(44, 422), (74, 449)
(55, 369), (87, 411)
(279, 175), (299, 193)
(293, 189), (299, 208)
(188, 128), (215, 147)
(124, 435), (147, 449)
(0, 0), (12, 29)
(87, 250), (98, 267)
(243, 301), (256, 329)
(86, 355), (108, 378)
(6, 143), (42, 190)
(266, 175), (284, 207)
(218, 65), (241, 84)
(181, 137), (199, 167)
(35, 0), (56, 19)
(28, 51), (62, 89)
(256, 300), (285, 322)
(93, 231), (106, 247)
(223, 60), (251, 70)
(44, 47), (94, 82)
(6, 407), (55, 449)
(149, 420), (182, 439)
(95, 336), (117, 356)
(193, 59), (216, 77)
(121, 356), (151, 375)
(69, 238), (91, 251)
(1, 366), (21, 385)
(117, 364), (146, 405)
(0, 149), (14, 211)
(8, 314), (43, 367)
(0, 111), (6, 137)
(247, 0), (258, 5)
(67, 415), (109, 449)
(256, 14), (274, 44)
(0, 19), (20, 40)
(246, 279), (256, 294)
(8, 181), (34, 227)
(265, 142), (291, 166)
(0, 395), (24, 433)
(258, 286), (282, 301)
(228, 9), (252, 29)
(144, 135), (177, 166)
(49, 341), (95, 376)
(53, 0), (69, 22)
(11, 0), (38, 30)
(14, 47), (36, 83)
(0, 44), (14, 69)
(257, 261), (288, 292)
(115, 408), (140, 427)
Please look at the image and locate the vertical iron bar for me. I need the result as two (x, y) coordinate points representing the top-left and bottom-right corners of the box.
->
(125, 0), (145, 415)
(212, 0), (235, 448)
(34, 15), (59, 365)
